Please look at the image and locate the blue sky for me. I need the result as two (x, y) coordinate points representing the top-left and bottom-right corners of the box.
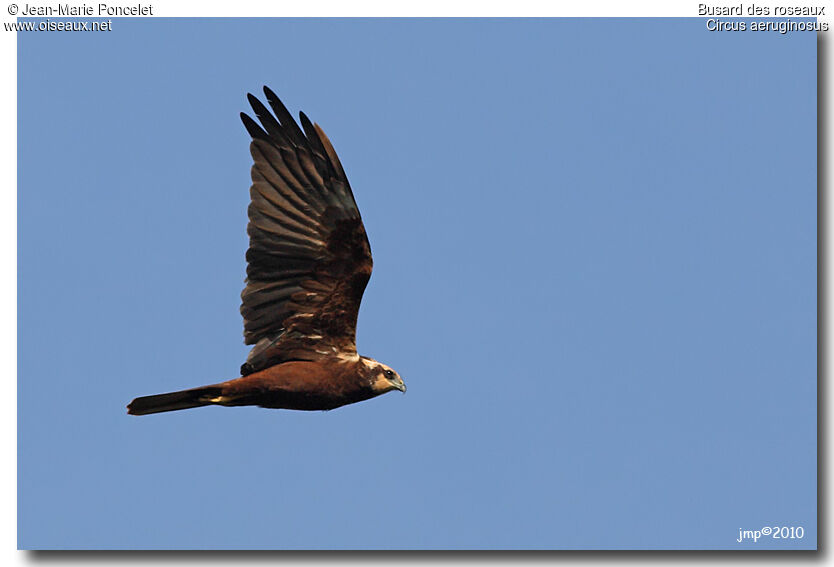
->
(18, 18), (816, 549)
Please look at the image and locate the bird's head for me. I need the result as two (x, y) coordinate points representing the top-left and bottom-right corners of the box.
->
(361, 357), (406, 395)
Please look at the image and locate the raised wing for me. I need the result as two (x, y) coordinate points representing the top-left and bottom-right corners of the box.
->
(238, 87), (373, 376)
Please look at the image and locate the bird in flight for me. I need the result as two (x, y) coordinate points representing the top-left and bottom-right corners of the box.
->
(127, 87), (405, 416)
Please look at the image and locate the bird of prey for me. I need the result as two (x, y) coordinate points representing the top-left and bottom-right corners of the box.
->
(127, 87), (405, 416)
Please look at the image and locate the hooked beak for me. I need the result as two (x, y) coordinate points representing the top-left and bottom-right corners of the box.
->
(393, 378), (407, 393)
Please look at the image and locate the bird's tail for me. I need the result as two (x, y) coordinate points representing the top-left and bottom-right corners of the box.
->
(127, 385), (224, 416)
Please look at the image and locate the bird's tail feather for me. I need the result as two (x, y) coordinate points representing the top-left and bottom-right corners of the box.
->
(127, 385), (224, 416)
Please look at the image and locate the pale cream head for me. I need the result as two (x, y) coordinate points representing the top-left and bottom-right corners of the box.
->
(362, 357), (406, 394)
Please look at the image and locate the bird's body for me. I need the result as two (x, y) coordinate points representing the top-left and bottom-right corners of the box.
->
(127, 87), (404, 416)
(219, 358), (377, 410)
(128, 356), (401, 415)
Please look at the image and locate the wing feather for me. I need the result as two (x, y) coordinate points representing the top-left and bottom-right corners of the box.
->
(313, 124), (351, 198)
(240, 112), (269, 141)
(247, 94), (291, 147)
(249, 187), (320, 236)
(263, 86), (308, 147)
(252, 143), (327, 213)
(247, 210), (324, 251)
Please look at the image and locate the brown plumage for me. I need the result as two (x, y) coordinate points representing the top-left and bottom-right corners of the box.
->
(127, 87), (404, 416)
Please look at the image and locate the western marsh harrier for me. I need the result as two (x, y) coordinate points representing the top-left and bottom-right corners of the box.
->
(127, 87), (405, 415)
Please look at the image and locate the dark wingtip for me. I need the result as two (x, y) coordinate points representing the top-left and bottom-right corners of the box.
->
(240, 111), (268, 140)
(263, 85), (278, 101)
(298, 111), (316, 137)
(298, 111), (329, 161)
(261, 86), (307, 146)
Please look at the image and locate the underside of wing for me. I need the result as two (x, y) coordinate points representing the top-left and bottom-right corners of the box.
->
(239, 87), (373, 375)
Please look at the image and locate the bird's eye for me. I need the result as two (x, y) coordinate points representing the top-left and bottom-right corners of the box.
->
(384, 369), (394, 379)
